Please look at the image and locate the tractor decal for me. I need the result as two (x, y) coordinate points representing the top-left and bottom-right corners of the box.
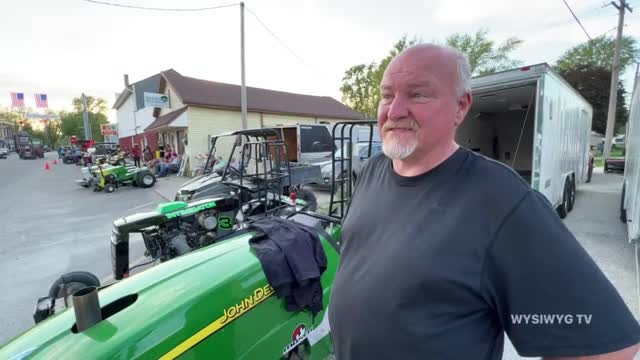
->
(283, 323), (311, 355)
(160, 284), (275, 360)
(164, 202), (217, 220)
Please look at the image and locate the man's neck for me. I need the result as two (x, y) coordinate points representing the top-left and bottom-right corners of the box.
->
(391, 141), (460, 177)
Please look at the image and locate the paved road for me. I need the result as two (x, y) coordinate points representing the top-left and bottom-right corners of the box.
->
(0, 152), (166, 344)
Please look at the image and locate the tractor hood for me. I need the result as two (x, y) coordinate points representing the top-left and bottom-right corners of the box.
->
(175, 173), (230, 201)
(0, 229), (339, 359)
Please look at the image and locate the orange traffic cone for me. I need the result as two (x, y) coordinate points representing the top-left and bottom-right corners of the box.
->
(53, 159), (57, 165)
(45, 162), (50, 171)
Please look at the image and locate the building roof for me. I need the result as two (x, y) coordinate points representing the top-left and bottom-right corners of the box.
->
(159, 69), (364, 120)
(113, 73), (163, 110)
(145, 106), (188, 131)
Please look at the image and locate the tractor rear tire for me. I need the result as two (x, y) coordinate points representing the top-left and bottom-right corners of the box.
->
(138, 171), (156, 188)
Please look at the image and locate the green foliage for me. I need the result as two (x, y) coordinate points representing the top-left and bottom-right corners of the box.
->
(72, 95), (108, 114)
(59, 95), (110, 143)
(445, 29), (524, 75)
(340, 35), (420, 118)
(555, 35), (639, 73)
(557, 64), (629, 134)
(339, 30), (523, 117)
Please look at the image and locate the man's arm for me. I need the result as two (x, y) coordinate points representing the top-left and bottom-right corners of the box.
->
(544, 343), (639, 360)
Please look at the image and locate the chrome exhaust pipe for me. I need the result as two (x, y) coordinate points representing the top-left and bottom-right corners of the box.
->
(72, 286), (102, 332)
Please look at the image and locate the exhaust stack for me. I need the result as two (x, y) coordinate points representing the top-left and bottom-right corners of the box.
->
(72, 286), (102, 332)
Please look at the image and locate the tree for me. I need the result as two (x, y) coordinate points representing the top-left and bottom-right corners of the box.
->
(339, 30), (524, 117)
(72, 95), (108, 115)
(558, 64), (628, 135)
(340, 35), (420, 118)
(555, 36), (639, 74)
(445, 29), (524, 75)
(60, 111), (109, 142)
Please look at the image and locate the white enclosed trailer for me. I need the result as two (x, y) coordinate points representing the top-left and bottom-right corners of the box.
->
(456, 63), (593, 218)
(620, 74), (640, 313)
(621, 77), (640, 240)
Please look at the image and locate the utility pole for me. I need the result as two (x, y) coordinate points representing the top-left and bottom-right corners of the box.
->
(82, 93), (92, 140)
(240, 2), (248, 129)
(603, 0), (633, 160)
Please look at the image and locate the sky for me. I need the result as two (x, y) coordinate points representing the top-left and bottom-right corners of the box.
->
(0, 0), (639, 123)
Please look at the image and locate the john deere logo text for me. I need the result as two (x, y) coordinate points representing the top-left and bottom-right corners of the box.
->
(165, 202), (216, 219)
(220, 284), (274, 324)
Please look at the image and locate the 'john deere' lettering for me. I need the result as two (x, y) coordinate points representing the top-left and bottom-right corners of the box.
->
(221, 284), (275, 324)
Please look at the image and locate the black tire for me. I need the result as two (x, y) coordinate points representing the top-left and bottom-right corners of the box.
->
(557, 180), (569, 219)
(566, 177), (576, 212)
(620, 183), (628, 223)
(296, 188), (318, 212)
(105, 183), (116, 193)
(137, 171), (156, 188)
(47, 271), (100, 300)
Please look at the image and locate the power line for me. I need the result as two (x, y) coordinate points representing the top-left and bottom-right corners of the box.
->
(244, 6), (312, 69)
(561, 0), (593, 41)
(82, 0), (238, 12)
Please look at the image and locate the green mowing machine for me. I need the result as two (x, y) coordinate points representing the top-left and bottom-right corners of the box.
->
(0, 121), (378, 360)
(94, 163), (156, 193)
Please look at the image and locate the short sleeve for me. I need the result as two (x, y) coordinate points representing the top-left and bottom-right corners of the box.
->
(482, 190), (640, 357)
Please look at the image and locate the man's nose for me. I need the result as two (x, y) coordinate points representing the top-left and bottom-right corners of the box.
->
(387, 95), (409, 121)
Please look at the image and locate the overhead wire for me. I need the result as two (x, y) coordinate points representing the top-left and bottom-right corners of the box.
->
(561, 0), (594, 41)
(82, 0), (238, 12)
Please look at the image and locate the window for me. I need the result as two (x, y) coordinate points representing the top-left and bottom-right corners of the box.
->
(300, 125), (335, 153)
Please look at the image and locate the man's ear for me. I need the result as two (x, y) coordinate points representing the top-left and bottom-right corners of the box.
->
(454, 92), (472, 127)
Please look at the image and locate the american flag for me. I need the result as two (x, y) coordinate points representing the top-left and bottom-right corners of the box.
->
(10, 92), (24, 108)
(34, 93), (48, 108)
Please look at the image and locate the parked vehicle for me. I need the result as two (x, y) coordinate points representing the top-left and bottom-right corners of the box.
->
(176, 128), (322, 207)
(93, 164), (156, 193)
(456, 63), (593, 218)
(605, 157), (625, 173)
(0, 145), (8, 159)
(619, 76), (640, 243)
(316, 141), (383, 187)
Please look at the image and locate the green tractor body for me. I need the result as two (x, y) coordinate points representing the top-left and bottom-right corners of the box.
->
(0, 228), (339, 359)
(95, 164), (156, 193)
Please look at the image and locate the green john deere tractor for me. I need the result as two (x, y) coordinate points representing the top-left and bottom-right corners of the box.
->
(0, 121), (377, 359)
(94, 163), (156, 193)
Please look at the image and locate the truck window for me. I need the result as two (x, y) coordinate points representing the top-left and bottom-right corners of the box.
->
(300, 126), (336, 153)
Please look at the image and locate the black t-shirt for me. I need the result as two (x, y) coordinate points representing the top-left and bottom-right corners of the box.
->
(329, 147), (640, 359)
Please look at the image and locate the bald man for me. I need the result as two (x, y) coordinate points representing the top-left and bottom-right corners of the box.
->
(328, 44), (640, 360)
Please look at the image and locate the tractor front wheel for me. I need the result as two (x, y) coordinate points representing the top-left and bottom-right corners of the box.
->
(105, 183), (116, 193)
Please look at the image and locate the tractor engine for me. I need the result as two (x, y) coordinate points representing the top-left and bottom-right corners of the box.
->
(143, 210), (222, 259)
(111, 197), (238, 279)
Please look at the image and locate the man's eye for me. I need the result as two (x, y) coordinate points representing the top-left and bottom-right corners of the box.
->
(381, 94), (394, 100)
(412, 93), (426, 98)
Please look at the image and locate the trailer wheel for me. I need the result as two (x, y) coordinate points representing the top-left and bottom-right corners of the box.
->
(620, 183), (628, 223)
(567, 177), (576, 212)
(557, 180), (569, 219)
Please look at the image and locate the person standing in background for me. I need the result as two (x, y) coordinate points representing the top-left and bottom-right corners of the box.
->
(132, 144), (141, 167)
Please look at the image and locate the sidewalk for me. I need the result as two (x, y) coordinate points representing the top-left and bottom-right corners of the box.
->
(153, 174), (191, 201)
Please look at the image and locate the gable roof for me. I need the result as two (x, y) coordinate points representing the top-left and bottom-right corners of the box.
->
(113, 73), (162, 110)
(159, 69), (364, 120)
(145, 106), (188, 131)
